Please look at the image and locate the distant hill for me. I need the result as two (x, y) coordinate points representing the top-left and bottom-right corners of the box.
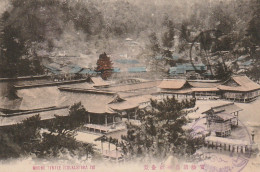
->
(0, 0), (258, 79)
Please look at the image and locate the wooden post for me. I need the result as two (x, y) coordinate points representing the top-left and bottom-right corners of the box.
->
(105, 115), (108, 126)
(101, 140), (103, 154)
(116, 147), (118, 163)
(236, 112), (239, 126)
(88, 114), (91, 123)
(108, 140), (110, 152)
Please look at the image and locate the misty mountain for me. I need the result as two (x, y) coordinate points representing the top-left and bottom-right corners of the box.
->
(0, 0), (259, 78)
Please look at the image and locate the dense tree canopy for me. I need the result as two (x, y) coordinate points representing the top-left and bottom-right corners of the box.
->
(120, 97), (204, 161)
(0, 0), (259, 80)
(0, 102), (96, 160)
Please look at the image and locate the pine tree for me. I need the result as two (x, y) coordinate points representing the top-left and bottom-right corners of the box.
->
(120, 97), (204, 162)
(0, 103), (95, 159)
(148, 32), (161, 55)
(162, 19), (175, 58)
(214, 61), (231, 81)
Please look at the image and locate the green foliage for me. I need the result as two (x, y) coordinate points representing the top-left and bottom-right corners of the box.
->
(120, 97), (204, 161)
(246, 0), (260, 46)
(37, 102), (89, 158)
(214, 61), (232, 81)
(0, 0), (259, 79)
(162, 18), (175, 50)
(148, 32), (161, 55)
(0, 115), (42, 158)
(246, 62), (260, 82)
(178, 23), (191, 53)
(0, 102), (95, 160)
(0, 0), (51, 77)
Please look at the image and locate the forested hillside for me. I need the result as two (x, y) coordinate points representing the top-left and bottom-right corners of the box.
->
(0, 0), (259, 80)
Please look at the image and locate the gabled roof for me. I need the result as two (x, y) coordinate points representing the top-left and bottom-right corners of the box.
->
(109, 95), (152, 111)
(158, 79), (189, 90)
(60, 91), (116, 114)
(218, 75), (260, 92)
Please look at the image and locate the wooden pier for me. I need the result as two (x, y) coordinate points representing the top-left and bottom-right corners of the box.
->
(205, 136), (257, 153)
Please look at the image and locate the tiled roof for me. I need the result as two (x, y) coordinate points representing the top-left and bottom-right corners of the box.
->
(109, 95), (152, 111)
(2, 84), (117, 114)
(60, 91), (116, 114)
(218, 75), (260, 92)
(158, 79), (188, 89)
